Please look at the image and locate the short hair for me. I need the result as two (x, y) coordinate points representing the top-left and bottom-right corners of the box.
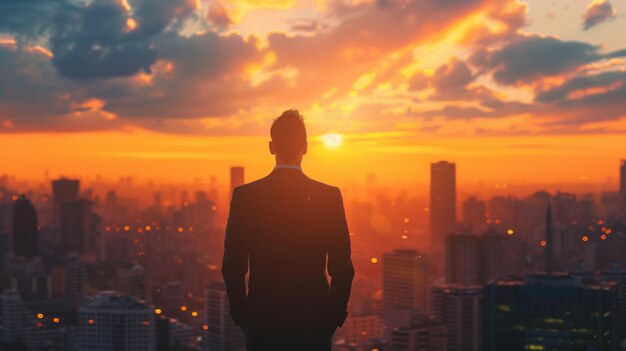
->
(270, 109), (307, 161)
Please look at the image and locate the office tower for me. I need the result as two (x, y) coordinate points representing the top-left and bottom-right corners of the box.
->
(66, 252), (85, 307)
(1, 289), (26, 343)
(116, 263), (147, 300)
(335, 315), (385, 349)
(446, 232), (509, 285)
(430, 161), (456, 252)
(390, 315), (447, 351)
(545, 204), (554, 273)
(383, 250), (429, 312)
(600, 264), (626, 348)
(480, 230), (509, 283)
(26, 321), (65, 351)
(202, 282), (244, 351)
(445, 235), (480, 285)
(12, 195), (39, 259)
(7, 258), (51, 300)
(230, 166), (245, 194)
(52, 178), (79, 226)
(484, 274), (616, 351)
(52, 178), (80, 207)
(431, 285), (483, 351)
(79, 291), (156, 351)
(59, 199), (91, 254)
(462, 197), (485, 234)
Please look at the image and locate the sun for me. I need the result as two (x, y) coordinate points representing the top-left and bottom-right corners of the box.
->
(321, 131), (343, 148)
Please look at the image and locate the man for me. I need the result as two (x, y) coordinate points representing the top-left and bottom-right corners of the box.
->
(222, 109), (355, 350)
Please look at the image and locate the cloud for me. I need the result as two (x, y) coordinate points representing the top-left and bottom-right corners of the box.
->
(470, 34), (626, 86)
(582, 0), (616, 30)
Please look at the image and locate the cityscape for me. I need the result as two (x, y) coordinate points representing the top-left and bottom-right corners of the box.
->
(0, 160), (624, 350)
(2, 0), (626, 350)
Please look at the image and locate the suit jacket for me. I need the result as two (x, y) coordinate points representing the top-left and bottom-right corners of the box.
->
(221, 167), (355, 329)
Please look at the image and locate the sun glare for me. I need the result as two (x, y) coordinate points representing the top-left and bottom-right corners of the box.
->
(321, 131), (343, 148)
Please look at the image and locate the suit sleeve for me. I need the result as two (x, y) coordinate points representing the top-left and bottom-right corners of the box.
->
(221, 187), (248, 327)
(327, 187), (355, 328)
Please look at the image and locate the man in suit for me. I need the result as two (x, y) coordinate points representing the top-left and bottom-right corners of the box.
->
(222, 109), (355, 351)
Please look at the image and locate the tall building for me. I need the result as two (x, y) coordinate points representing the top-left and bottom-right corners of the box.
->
(446, 232), (509, 285)
(12, 195), (39, 259)
(59, 199), (91, 254)
(202, 282), (244, 351)
(52, 179), (80, 207)
(1, 289), (26, 343)
(78, 291), (156, 351)
(431, 285), (483, 351)
(230, 167), (245, 195)
(383, 250), (429, 312)
(390, 315), (447, 351)
(600, 264), (626, 348)
(430, 161), (456, 252)
(445, 235), (479, 285)
(7, 258), (51, 300)
(462, 197), (485, 234)
(66, 252), (85, 307)
(484, 274), (617, 351)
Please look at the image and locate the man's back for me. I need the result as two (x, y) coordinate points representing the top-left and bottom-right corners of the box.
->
(222, 167), (354, 350)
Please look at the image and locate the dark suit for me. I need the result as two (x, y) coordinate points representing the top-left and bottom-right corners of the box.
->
(222, 167), (355, 351)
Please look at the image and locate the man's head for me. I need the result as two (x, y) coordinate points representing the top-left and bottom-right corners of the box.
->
(269, 109), (308, 164)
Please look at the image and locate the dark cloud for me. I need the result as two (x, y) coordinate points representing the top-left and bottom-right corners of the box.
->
(582, 0), (616, 30)
(470, 35), (626, 85)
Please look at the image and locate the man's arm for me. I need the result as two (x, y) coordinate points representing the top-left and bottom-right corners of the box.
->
(327, 187), (355, 328)
(221, 187), (248, 327)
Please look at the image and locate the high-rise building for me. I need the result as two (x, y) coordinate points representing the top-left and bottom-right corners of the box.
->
(12, 195), (39, 259)
(383, 250), (429, 312)
(335, 314), (385, 349)
(78, 291), (156, 351)
(1, 289), (26, 343)
(52, 179), (80, 207)
(431, 285), (483, 351)
(445, 235), (479, 285)
(59, 199), (92, 254)
(7, 258), (51, 300)
(446, 232), (509, 285)
(600, 264), (626, 348)
(462, 197), (485, 234)
(479, 231), (509, 283)
(66, 252), (85, 307)
(230, 166), (245, 195)
(202, 282), (244, 351)
(430, 161), (456, 252)
(390, 315), (447, 351)
(484, 274), (617, 351)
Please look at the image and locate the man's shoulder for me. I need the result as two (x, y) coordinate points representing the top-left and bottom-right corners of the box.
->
(303, 176), (340, 194)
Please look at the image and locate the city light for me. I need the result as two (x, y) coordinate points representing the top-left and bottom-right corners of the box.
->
(370, 257), (378, 264)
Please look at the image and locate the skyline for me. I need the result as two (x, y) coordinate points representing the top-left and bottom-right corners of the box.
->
(1, 0), (625, 187)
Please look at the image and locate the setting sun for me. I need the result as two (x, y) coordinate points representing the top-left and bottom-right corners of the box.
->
(320, 131), (343, 148)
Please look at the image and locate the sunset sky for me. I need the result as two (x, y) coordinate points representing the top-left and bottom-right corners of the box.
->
(0, 0), (624, 188)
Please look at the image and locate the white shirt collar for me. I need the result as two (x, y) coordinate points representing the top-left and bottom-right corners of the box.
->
(273, 164), (303, 172)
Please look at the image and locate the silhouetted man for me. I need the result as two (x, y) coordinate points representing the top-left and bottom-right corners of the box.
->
(222, 109), (355, 350)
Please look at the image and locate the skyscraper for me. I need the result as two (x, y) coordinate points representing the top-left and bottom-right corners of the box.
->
(66, 252), (85, 307)
(390, 315), (447, 351)
(202, 282), (244, 351)
(484, 274), (616, 351)
(52, 178), (79, 225)
(431, 285), (483, 351)
(230, 166), (244, 195)
(78, 291), (156, 351)
(445, 234), (480, 285)
(430, 161), (456, 252)
(12, 195), (38, 259)
(59, 199), (92, 254)
(383, 250), (429, 312)
(462, 197), (485, 234)
(1, 289), (26, 343)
